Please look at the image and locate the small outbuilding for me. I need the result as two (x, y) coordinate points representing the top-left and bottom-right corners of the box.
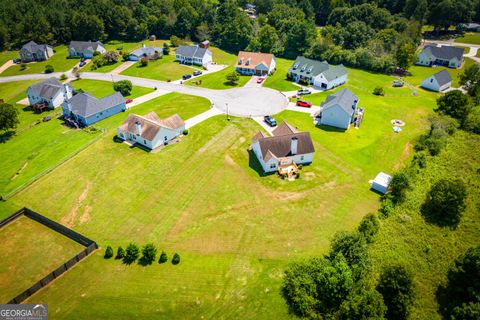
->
(421, 69), (452, 92)
(371, 172), (392, 194)
(200, 40), (210, 48)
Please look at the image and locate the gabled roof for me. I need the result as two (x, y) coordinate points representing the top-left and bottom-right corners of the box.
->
(236, 51), (274, 69)
(69, 41), (104, 52)
(421, 45), (464, 61)
(288, 56), (347, 81)
(272, 121), (298, 136)
(119, 112), (184, 141)
(29, 77), (65, 100)
(130, 46), (163, 58)
(430, 69), (452, 86)
(68, 92), (124, 117)
(176, 45), (210, 59)
(320, 88), (358, 117)
(21, 41), (50, 53)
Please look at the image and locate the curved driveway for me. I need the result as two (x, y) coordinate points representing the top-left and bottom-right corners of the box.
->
(0, 71), (289, 117)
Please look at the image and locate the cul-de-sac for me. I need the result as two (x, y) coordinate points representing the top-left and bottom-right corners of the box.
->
(0, 1), (479, 319)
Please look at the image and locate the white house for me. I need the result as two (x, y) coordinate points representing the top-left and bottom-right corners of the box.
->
(251, 122), (315, 173)
(417, 45), (464, 69)
(128, 44), (163, 61)
(117, 112), (185, 150)
(288, 56), (348, 90)
(175, 45), (212, 67)
(68, 41), (106, 59)
(235, 51), (276, 76)
(371, 172), (392, 194)
(421, 69), (452, 92)
(316, 88), (359, 130)
(27, 78), (73, 109)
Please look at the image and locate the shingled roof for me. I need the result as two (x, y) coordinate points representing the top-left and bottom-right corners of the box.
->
(430, 69), (452, 86)
(119, 112), (184, 141)
(68, 92), (124, 118)
(130, 46), (163, 58)
(176, 45), (210, 59)
(21, 41), (50, 53)
(236, 51), (274, 69)
(422, 45), (464, 61)
(29, 78), (67, 100)
(320, 88), (358, 117)
(69, 41), (104, 52)
(288, 56), (347, 80)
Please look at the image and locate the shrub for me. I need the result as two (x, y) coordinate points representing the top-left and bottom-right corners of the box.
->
(338, 289), (387, 319)
(122, 52), (130, 62)
(226, 72), (240, 85)
(104, 245), (113, 259)
(163, 43), (170, 55)
(377, 265), (415, 320)
(421, 179), (467, 227)
(182, 129), (189, 135)
(123, 243), (139, 264)
(463, 107), (480, 134)
(20, 63), (26, 70)
(170, 36), (185, 47)
(330, 231), (371, 280)
(171, 253), (181, 265)
(59, 74), (67, 81)
(113, 80), (133, 96)
(115, 246), (125, 259)
(379, 197), (394, 217)
(390, 172), (410, 203)
(45, 64), (54, 73)
(435, 90), (471, 123)
(358, 213), (380, 243)
(373, 86), (385, 96)
(93, 50), (100, 56)
(139, 57), (148, 67)
(104, 51), (120, 63)
(412, 151), (427, 168)
(158, 251), (168, 264)
(140, 243), (157, 265)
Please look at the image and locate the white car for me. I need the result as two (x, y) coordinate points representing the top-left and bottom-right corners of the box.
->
(297, 88), (312, 95)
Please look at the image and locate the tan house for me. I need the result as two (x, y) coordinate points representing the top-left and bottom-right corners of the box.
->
(235, 51), (276, 76)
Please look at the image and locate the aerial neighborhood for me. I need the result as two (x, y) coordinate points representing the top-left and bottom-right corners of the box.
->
(0, 0), (479, 318)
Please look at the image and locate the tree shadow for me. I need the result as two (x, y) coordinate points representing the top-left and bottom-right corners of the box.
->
(248, 149), (275, 177)
(222, 81), (238, 87)
(420, 201), (460, 229)
(0, 130), (15, 143)
(112, 136), (124, 144)
(138, 256), (153, 267)
(122, 256), (137, 265)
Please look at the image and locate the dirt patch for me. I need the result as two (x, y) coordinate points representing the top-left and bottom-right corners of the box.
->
(10, 162), (28, 180)
(61, 182), (92, 227)
(394, 142), (412, 170)
(79, 205), (92, 224)
(224, 154), (236, 166)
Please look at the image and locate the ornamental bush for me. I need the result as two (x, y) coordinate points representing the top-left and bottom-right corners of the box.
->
(115, 246), (125, 259)
(113, 80), (133, 96)
(123, 243), (139, 264)
(171, 253), (181, 265)
(104, 245), (113, 259)
(158, 251), (168, 264)
(45, 64), (54, 73)
(140, 243), (157, 265)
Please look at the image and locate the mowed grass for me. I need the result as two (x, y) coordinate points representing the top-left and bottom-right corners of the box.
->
(0, 51), (17, 67)
(121, 54), (199, 81)
(69, 79), (153, 99)
(0, 215), (84, 302)
(185, 66), (250, 89)
(0, 46), (78, 77)
(3, 61), (441, 317)
(407, 58), (475, 88)
(263, 57), (300, 92)
(455, 32), (480, 45)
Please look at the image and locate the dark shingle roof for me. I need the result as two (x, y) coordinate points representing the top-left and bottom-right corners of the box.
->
(69, 41), (104, 52)
(257, 132), (314, 161)
(130, 46), (163, 58)
(21, 41), (50, 53)
(69, 92), (124, 117)
(320, 88), (358, 116)
(176, 45), (210, 59)
(288, 56), (347, 80)
(423, 45), (464, 61)
(431, 69), (452, 86)
(30, 77), (64, 100)
(119, 112), (184, 141)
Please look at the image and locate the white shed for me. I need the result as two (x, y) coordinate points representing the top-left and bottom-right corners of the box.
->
(371, 172), (392, 194)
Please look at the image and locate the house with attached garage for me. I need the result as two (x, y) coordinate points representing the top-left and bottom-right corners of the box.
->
(117, 112), (185, 150)
(316, 88), (359, 130)
(416, 45), (464, 68)
(27, 78), (73, 109)
(288, 56), (348, 90)
(175, 45), (212, 67)
(62, 92), (126, 126)
(235, 51), (276, 76)
(251, 122), (315, 173)
(19, 41), (54, 62)
(68, 41), (106, 59)
(128, 44), (163, 61)
(421, 69), (452, 92)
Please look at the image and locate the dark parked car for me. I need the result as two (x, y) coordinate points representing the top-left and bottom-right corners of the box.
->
(79, 61), (86, 67)
(193, 70), (203, 76)
(13, 58), (21, 64)
(264, 115), (277, 127)
(182, 74), (192, 80)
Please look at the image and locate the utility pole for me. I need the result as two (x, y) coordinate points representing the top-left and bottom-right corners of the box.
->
(226, 103), (231, 121)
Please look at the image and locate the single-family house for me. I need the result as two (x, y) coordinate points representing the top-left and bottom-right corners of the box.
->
(117, 112), (185, 150)
(316, 88), (359, 130)
(371, 172), (392, 194)
(457, 23), (480, 32)
(27, 78), (73, 109)
(62, 92), (126, 126)
(19, 41), (54, 62)
(251, 122), (315, 173)
(416, 45), (464, 68)
(68, 41), (106, 59)
(288, 56), (348, 89)
(421, 69), (452, 92)
(175, 45), (212, 67)
(235, 51), (276, 76)
(128, 44), (163, 61)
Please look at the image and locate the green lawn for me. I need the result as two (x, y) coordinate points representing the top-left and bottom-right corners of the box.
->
(263, 57), (299, 92)
(0, 215), (84, 302)
(0, 51), (17, 67)
(455, 32), (480, 45)
(0, 46), (79, 77)
(407, 58), (474, 88)
(208, 46), (237, 65)
(121, 54), (199, 81)
(185, 65), (250, 89)
(69, 79), (153, 99)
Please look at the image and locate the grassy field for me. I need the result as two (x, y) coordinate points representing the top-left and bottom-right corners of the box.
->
(0, 51), (17, 67)
(209, 46), (237, 65)
(407, 58), (475, 88)
(184, 65), (250, 89)
(0, 215), (84, 302)
(263, 58), (300, 92)
(455, 32), (480, 45)
(0, 46), (79, 77)
(121, 54), (199, 81)
(69, 79), (153, 99)
(1, 60), (444, 318)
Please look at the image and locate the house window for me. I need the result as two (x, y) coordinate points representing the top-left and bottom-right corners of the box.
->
(300, 156), (304, 161)
(164, 136), (167, 141)
(144, 140), (146, 144)
(270, 163), (276, 169)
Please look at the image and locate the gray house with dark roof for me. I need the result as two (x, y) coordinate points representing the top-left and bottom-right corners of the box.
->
(128, 44), (163, 61)
(20, 41), (54, 62)
(62, 92), (126, 126)
(68, 41), (106, 59)
(27, 78), (72, 108)
(288, 56), (348, 90)
(421, 69), (452, 92)
(316, 88), (359, 130)
(417, 45), (464, 68)
(175, 45), (212, 67)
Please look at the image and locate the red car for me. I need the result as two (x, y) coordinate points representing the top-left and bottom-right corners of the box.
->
(257, 77), (265, 84)
(296, 100), (312, 108)
(126, 98), (133, 104)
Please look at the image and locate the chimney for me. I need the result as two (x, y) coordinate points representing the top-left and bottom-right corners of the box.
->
(291, 137), (298, 155)
(135, 121), (142, 136)
(142, 42), (146, 48)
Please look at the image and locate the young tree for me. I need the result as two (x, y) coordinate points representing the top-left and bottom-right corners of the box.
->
(395, 42), (415, 70)
(171, 253), (181, 265)
(104, 245), (113, 259)
(115, 246), (125, 259)
(421, 179), (467, 227)
(435, 90), (471, 123)
(45, 64), (54, 73)
(459, 63), (480, 100)
(140, 243), (157, 265)
(377, 265), (415, 320)
(162, 43), (170, 55)
(226, 72), (240, 85)
(373, 86), (385, 96)
(113, 80), (133, 96)
(104, 51), (120, 63)
(358, 213), (380, 243)
(139, 57), (148, 67)
(390, 172), (410, 203)
(158, 251), (168, 264)
(330, 231), (371, 280)
(0, 103), (19, 132)
(123, 243), (139, 264)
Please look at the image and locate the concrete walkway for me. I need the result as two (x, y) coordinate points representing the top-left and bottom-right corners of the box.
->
(126, 89), (171, 109)
(0, 60), (14, 74)
(185, 107), (223, 129)
(110, 61), (135, 75)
